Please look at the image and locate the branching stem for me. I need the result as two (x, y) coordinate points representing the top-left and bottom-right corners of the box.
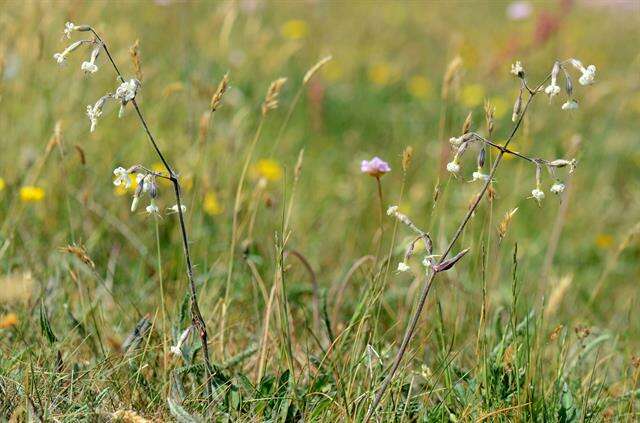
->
(89, 27), (215, 394)
(364, 75), (551, 421)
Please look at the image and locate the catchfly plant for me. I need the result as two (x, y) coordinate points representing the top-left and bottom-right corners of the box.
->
(365, 57), (596, 421)
(54, 21), (223, 396)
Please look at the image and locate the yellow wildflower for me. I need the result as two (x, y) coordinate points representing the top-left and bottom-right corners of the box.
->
(114, 174), (139, 196)
(407, 76), (432, 99)
(253, 159), (283, 182)
(0, 313), (18, 329)
(595, 234), (613, 249)
(323, 60), (344, 81)
(461, 84), (485, 108)
(203, 191), (223, 216)
(0, 177), (5, 191)
(152, 162), (171, 186)
(281, 19), (309, 40)
(19, 186), (45, 202)
(369, 63), (394, 87)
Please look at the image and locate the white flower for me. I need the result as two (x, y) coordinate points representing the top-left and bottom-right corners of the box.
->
(63, 22), (76, 39)
(136, 173), (152, 192)
(113, 167), (130, 188)
(561, 100), (579, 110)
(114, 79), (140, 117)
(550, 182), (565, 194)
(81, 61), (98, 73)
(510, 61), (524, 76)
(397, 262), (410, 273)
(53, 52), (67, 64)
(578, 64), (596, 86)
(471, 171), (490, 182)
(81, 46), (100, 74)
(446, 161), (460, 174)
(531, 188), (545, 204)
(168, 204), (187, 214)
(146, 201), (160, 215)
(115, 79), (140, 103)
(544, 83), (560, 99)
(86, 105), (100, 132)
(449, 136), (462, 146)
(170, 326), (192, 357)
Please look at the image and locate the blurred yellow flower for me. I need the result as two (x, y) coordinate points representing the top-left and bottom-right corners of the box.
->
(0, 313), (18, 329)
(323, 60), (344, 81)
(489, 96), (509, 119)
(595, 234), (613, 249)
(281, 19), (309, 40)
(461, 84), (485, 108)
(0, 177), (5, 191)
(253, 159), (283, 181)
(407, 76), (432, 99)
(203, 191), (223, 216)
(369, 63), (393, 87)
(152, 162), (171, 186)
(114, 174), (139, 196)
(20, 186), (45, 202)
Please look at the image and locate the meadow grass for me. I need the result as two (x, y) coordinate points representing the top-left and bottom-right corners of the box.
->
(1, 1), (639, 421)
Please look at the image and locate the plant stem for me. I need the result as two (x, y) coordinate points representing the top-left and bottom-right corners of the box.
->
(90, 27), (215, 395)
(364, 76), (549, 422)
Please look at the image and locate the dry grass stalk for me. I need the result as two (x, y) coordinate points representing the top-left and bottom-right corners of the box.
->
(262, 77), (287, 116)
(303, 55), (332, 85)
(210, 72), (229, 113)
(441, 55), (462, 100)
(129, 39), (143, 81)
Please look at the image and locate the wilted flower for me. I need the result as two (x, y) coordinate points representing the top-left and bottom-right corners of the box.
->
(561, 99), (579, 110)
(361, 156), (391, 178)
(170, 326), (192, 357)
(113, 167), (131, 188)
(531, 188), (545, 204)
(550, 181), (565, 194)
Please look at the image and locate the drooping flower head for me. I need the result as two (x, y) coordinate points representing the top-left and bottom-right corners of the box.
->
(360, 156), (391, 178)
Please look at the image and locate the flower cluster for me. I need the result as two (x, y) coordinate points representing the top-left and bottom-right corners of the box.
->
(113, 165), (185, 217)
(54, 22), (141, 132)
(446, 131), (577, 206)
(542, 58), (596, 110)
(528, 158), (576, 205)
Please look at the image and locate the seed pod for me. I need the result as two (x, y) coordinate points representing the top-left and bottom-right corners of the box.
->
(148, 177), (158, 199)
(512, 89), (523, 122)
(477, 147), (486, 169)
(564, 71), (573, 97)
(551, 61), (560, 83)
(432, 248), (469, 273)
